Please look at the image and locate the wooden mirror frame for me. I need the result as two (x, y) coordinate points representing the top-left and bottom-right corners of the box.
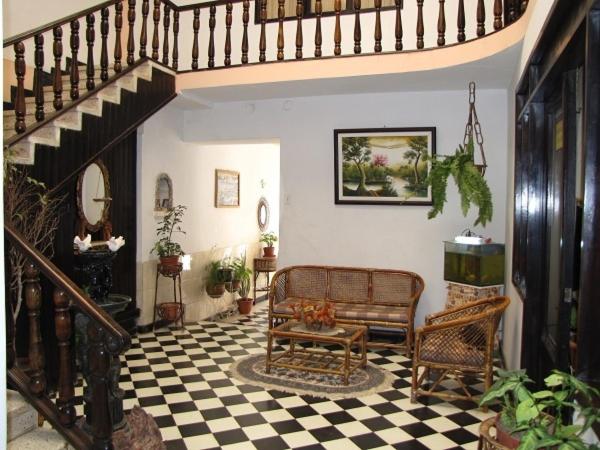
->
(76, 159), (112, 239)
(257, 197), (270, 231)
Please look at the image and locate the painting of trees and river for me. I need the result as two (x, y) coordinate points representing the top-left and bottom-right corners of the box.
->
(334, 128), (436, 205)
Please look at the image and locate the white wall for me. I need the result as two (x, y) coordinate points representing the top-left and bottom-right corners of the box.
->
(136, 104), (280, 324)
(502, 0), (558, 369)
(182, 89), (508, 325)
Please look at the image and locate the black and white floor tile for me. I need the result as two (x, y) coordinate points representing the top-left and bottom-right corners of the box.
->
(75, 304), (495, 449)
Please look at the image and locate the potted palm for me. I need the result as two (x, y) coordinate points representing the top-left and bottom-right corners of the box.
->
(230, 253), (250, 292)
(236, 268), (253, 314)
(151, 205), (186, 267)
(479, 369), (600, 449)
(260, 231), (278, 257)
(206, 260), (227, 298)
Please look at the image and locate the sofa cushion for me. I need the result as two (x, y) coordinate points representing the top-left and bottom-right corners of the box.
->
(288, 268), (328, 299)
(372, 271), (414, 305)
(272, 297), (312, 315)
(335, 303), (408, 324)
(329, 269), (369, 303)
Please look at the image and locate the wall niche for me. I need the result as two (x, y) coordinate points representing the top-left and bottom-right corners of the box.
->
(155, 173), (173, 214)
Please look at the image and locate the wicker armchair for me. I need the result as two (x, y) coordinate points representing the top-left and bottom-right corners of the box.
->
(410, 296), (510, 405)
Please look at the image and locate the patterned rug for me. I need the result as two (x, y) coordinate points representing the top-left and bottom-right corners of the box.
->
(229, 353), (396, 400)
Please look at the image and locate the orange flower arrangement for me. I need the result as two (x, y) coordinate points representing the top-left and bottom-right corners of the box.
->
(290, 300), (336, 330)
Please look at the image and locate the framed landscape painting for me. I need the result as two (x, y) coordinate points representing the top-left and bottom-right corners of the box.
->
(334, 128), (436, 205)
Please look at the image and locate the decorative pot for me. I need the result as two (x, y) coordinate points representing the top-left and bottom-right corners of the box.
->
(226, 279), (241, 292)
(157, 302), (183, 322)
(237, 298), (253, 314)
(160, 255), (180, 268)
(263, 246), (276, 257)
(206, 283), (226, 298)
(494, 415), (520, 449)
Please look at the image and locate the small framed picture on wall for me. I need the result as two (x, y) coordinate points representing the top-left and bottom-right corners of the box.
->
(215, 169), (240, 208)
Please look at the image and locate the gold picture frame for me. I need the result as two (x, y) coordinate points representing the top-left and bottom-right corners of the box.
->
(215, 169), (240, 208)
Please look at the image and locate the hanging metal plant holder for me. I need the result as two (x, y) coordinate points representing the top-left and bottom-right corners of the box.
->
(463, 82), (487, 175)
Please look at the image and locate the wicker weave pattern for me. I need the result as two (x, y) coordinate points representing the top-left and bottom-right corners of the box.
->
(411, 296), (510, 405)
(328, 270), (370, 303)
(336, 304), (408, 323)
(273, 271), (288, 305)
(372, 272), (414, 305)
(288, 268), (328, 299)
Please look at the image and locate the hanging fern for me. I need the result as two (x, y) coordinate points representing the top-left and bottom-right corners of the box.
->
(427, 139), (493, 226)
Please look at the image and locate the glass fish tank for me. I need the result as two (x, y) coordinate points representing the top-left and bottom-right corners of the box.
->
(444, 241), (505, 286)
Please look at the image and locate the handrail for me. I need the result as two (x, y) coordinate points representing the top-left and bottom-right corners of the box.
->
(3, 0), (119, 48)
(4, 223), (130, 350)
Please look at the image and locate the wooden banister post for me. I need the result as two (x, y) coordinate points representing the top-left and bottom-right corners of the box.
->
(114, 0), (123, 72)
(127, 0), (136, 65)
(54, 289), (75, 427)
(140, 0), (149, 57)
(100, 8), (110, 81)
(24, 262), (46, 396)
(34, 35), (45, 121)
(242, 0), (249, 64)
(14, 41), (26, 133)
(192, 7), (200, 69)
(53, 26), (64, 111)
(70, 20), (81, 100)
(87, 321), (112, 450)
(86, 14), (96, 90)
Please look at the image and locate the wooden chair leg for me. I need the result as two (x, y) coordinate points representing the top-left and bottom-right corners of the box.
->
(411, 363), (419, 403)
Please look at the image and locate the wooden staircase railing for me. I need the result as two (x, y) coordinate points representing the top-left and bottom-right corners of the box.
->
(5, 223), (131, 450)
(4, 0), (529, 143)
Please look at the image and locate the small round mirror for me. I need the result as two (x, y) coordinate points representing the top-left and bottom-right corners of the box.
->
(77, 160), (111, 233)
(257, 197), (270, 232)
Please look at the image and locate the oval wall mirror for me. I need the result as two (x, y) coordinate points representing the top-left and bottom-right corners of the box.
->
(77, 160), (111, 234)
(257, 197), (270, 232)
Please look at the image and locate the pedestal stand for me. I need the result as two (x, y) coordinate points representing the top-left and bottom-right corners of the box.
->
(152, 263), (184, 330)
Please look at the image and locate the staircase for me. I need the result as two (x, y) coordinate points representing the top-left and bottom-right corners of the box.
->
(4, 59), (173, 166)
(7, 390), (70, 450)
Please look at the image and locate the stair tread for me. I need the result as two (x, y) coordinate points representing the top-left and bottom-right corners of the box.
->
(8, 427), (68, 449)
(7, 390), (38, 443)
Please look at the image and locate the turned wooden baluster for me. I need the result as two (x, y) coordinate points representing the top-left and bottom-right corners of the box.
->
(315, 0), (322, 57)
(208, 5), (216, 68)
(476, 0), (485, 37)
(140, 0), (149, 57)
(277, 0), (285, 60)
(34, 35), (44, 122)
(173, 10), (179, 69)
(152, 0), (161, 60)
(6, 281), (16, 370)
(162, 4), (170, 65)
(53, 26), (63, 111)
(24, 263), (46, 396)
(70, 21), (80, 100)
(86, 14), (96, 90)
(87, 321), (112, 449)
(416, 0), (424, 49)
(259, 0), (267, 62)
(457, 0), (465, 42)
(127, 0), (136, 65)
(114, 0), (123, 72)
(296, 0), (303, 59)
(354, 0), (361, 54)
(13, 42), (26, 133)
(437, 0), (446, 46)
(334, 0), (341, 56)
(54, 289), (75, 427)
(100, 8), (109, 81)
(374, 0), (382, 52)
(493, 0), (502, 30)
(192, 7), (200, 69)
(242, 0), (249, 64)
(225, 2), (233, 66)
(395, 0), (403, 51)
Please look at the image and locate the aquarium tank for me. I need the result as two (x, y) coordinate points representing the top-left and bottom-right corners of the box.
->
(444, 241), (505, 286)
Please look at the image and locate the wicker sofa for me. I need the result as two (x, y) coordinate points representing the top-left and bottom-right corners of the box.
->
(268, 265), (425, 355)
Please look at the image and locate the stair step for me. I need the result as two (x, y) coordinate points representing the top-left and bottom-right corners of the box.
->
(7, 390), (37, 442)
(7, 427), (69, 450)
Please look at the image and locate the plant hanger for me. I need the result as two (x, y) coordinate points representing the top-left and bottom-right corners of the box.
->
(463, 81), (487, 175)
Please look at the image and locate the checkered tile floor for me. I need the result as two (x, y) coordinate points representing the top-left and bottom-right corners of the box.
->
(75, 303), (495, 449)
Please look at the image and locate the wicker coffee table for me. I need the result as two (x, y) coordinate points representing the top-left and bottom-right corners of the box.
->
(266, 321), (367, 385)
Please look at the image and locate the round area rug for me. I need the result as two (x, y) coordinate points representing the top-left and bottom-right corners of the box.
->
(229, 354), (395, 400)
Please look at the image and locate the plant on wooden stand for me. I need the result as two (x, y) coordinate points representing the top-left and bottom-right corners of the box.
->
(260, 231), (278, 257)
(479, 368), (600, 450)
(151, 204), (186, 267)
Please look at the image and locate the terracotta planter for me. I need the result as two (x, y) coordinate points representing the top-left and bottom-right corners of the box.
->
(237, 298), (253, 314)
(495, 415), (520, 449)
(160, 255), (180, 268)
(157, 302), (183, 322)
(206, 283), (226, 298)
(263, 246), (276, 257)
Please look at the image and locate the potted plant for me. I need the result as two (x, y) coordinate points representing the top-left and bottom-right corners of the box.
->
(151, 204), (186, 267)
(479, 368), (600, 450)
(218, 257), (234, 288)
(230, 253), (250, 292)
(260, 231), (278, 257)
(206, 260), (227, 298)
(236, 267), (254, 314)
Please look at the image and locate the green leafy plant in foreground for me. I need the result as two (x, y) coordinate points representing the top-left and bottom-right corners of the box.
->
(151, 205), (186, 257)
(479, 369), (600, 450)
(427, 138), (493, 226)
